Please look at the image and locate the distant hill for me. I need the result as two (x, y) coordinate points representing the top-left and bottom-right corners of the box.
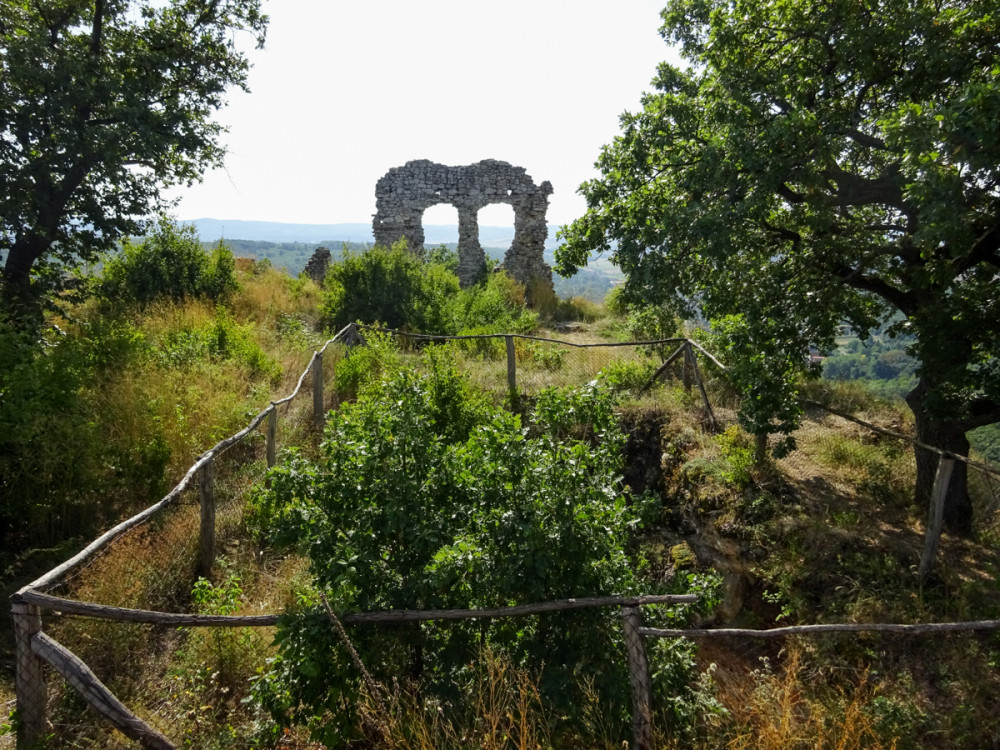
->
(185, 218), (564, 251)
(188, 219), (374, 245)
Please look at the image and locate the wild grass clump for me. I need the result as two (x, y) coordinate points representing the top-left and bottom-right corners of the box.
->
(701, 647), (899, 750)
(0, 230), (329, 570)
(356, 648), (554, 750)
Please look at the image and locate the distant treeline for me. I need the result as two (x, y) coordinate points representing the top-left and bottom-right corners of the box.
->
(822, 331), (918, 399)
(823, 330), (999, 466)
(202, 239), (366, 276)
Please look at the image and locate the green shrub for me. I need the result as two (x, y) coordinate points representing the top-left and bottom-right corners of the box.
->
(97, 218), (238, 307)
(599, 357), (657, 392)
(451, 271), (538, 335)
(254, 360), (661, 745)
(716, 425), (755, 489)
(332, 330), (401, 399)
(0, 315), (159, 554)
(603, 287), (677, 355)
(319, 241), (459, 332)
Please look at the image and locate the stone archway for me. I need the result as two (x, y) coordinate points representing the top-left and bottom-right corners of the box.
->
(372, 159), (553, 294)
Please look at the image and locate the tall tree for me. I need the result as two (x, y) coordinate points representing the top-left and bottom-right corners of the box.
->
(0, 0), (267, 320)
(558, 0), (1000, 534)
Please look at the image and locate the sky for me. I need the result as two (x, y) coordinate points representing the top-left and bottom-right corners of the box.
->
(169, 1), (681, 229)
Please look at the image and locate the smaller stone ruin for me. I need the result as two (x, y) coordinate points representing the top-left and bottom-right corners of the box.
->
(303, 246), (331, 283)
(372, 160), (553, 297)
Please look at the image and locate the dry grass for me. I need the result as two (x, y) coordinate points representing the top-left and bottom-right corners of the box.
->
(704, 646), (898, 750)
(352, 649), (556, 750)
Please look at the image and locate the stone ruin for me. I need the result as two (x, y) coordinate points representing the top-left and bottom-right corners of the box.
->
(303, 246), (331, 283)
(372, 160), (553, 295)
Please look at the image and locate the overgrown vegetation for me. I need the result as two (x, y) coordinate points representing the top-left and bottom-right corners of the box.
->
(3, 222), (1000, 750)
(0, 222), (321, 571)
(249, 354), (711, 746)
(318, 241), (538, 337)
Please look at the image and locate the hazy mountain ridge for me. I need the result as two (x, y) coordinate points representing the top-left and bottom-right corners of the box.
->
(186, 218), (564, 252)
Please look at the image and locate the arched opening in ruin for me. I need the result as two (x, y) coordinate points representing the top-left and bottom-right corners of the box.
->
(421, 203), (460, 249)
(478, 203), (516, 265)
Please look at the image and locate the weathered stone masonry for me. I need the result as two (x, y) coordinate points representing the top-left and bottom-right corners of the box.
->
(372, 160), (553, 295)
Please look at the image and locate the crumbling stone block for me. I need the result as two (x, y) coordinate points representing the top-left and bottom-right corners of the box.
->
(303, 246), (331, 283)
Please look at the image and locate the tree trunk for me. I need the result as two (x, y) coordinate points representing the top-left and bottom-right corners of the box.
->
(906, 380), (973, 537)
(1, 235), (48, 327)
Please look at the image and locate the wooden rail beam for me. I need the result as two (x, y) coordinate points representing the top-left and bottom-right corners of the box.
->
(31, 632), (175, 749)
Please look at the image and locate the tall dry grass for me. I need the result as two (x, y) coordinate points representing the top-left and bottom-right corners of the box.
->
(713, 647), (897, 750)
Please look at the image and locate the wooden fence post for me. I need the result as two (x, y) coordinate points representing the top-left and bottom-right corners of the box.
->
(199, 456), (215, 578)
(505, 336), (518, 407)
(622, 605), (653, 750)
(919, 457), (956, 584)
(12, 598), (48, 747)
(682, 342), (695, 393)
(265, 407), (277, 489)
(313, 352), (324, 431)
(687, 343), (717, 430)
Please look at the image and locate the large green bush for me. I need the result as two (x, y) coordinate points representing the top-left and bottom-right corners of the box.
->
(0, 316), (151, 558)
(318, 243), (540, 340)
(97, 218), (238, 307)
(319, 241), (459, 332)
(450, 270), (538, 336)
(252, 353), (648, 744)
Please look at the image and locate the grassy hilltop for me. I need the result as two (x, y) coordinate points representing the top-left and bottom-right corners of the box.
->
(2, 228), (999, 748)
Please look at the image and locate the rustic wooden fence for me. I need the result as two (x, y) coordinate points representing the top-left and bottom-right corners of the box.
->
(8, 322), (729, 748)
(9, 322), (1000, 749)
(357, 323), (726, 413)
(9, 322), (357, 747)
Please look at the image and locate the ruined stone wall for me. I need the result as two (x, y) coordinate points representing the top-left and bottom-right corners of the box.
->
(303, 246), (331, 283)
(372, 159), (553, 295)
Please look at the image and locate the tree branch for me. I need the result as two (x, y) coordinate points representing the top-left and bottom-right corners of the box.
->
(821, 163), (906, 208)
(831, 263), (914, 313)
(842, 127), (887, 150)
(953, 224), (1000, 276)
(91, 0), (104, 56)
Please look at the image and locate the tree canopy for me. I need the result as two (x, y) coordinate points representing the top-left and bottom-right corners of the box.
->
(0, 0), (267, 318)
(557, 0), (1000, 532)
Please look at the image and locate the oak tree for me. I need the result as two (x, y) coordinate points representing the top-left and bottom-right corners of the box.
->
(558, 0), (1000, 533)
(0, 0), (267, 320)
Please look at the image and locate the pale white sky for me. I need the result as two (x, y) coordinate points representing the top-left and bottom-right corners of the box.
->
(170, 1), (680, 228)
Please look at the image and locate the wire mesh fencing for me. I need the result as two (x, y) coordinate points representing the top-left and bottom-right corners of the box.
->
(9, 329), (350, 749)
(774, 397), (1000, 530)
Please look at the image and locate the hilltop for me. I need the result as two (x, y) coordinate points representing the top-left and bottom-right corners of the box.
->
(2, 236), (999, 749)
